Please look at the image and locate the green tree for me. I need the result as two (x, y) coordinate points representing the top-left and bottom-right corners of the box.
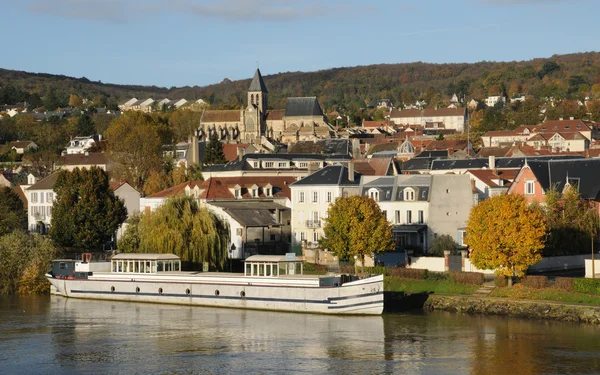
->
(105, 111), (170, 190)
(321, 195), (393, 264)
(76, 114), (95, 136)
(50, 167), (127, 250)
(120, 196), (229, 269)
(465, 194), (547, 286)
(187, 163), (204, 181)
(0, 231), (58, 294)
(204, 132), (227, 165)
(169, 109), (202, 142)
(0, 187), (27, 236)
(428, 234), (458, 257)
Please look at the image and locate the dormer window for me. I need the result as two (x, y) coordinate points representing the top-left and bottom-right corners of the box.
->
(298, 162), (308, 168)
(264, 162), (274, 168)
(278, 162), (287, 168)
(233, 184), (241, 199)
(265, 183), (273, 197)
(251, 184), (259, 198)
(368, 188), (380, 202)
(404, 188), (415, 201)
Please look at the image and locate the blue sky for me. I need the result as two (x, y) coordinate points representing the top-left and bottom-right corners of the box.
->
(2, 0), (598, 88)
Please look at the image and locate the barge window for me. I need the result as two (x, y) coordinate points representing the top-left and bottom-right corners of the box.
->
(174, 262), (180, 272)
(252, 264), (258, 276)
(146, 261), (151, 273)
(157, 261), (163, 272)
(59, 262), (66, 270)
(245, 263), (251, 276)
(134, 262), (139, 273)
(265, 264), (272, 276)
(258, 264), (265, 276)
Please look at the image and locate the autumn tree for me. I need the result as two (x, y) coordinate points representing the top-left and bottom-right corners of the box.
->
(68, 94), (83, 108)
(465, 194), (547, 286)
(204, 132), (227, 165)
(0, 187), (27, 236)
(169, 109), (201, 142)
(105, 111), (171, 191)
(119, 196), (229, 269)
(321, 195), (393, 265)
(50, 167), (127, 250)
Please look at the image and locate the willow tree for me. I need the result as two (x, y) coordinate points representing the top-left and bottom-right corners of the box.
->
(465, 194), (547, 286)
(121, 196), (229, 270)
(321, 195), (393, 265)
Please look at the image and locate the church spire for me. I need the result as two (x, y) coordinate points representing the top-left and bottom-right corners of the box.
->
(248, 69), (268, 93)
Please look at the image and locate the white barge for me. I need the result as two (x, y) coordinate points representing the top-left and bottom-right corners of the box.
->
(46, 253), (384, 315)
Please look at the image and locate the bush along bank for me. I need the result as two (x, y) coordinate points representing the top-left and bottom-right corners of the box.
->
(424, 295), (600, 324)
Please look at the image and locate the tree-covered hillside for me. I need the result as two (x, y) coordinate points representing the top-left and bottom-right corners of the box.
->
(1, 52), (600, 112)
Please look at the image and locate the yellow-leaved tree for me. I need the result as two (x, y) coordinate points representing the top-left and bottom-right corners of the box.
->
(465, 194), (547, 286)
(321, 195), (393, 266)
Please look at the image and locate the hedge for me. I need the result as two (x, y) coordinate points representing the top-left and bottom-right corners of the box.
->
(552, 277), (574, 292)
(449, 271), (484, 285)
(573, 278), (600, 295)
(522, 275), (548, 289)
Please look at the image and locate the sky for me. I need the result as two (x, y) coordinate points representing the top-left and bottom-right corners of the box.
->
(1, 0), (598, 88)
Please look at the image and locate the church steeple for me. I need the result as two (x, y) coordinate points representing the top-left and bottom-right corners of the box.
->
(248, 69), (268, 113)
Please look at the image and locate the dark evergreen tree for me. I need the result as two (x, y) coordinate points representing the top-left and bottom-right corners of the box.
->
(0, 187), (27, 236)
(76, 114), (96, 136)
(204, 132), (227, 165)
(50, 167), (127, 250)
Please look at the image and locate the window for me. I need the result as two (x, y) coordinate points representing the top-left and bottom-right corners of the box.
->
(395, 210), (401, 224)
(404, 188), (415, 201)
(418, 210), (424, 224)
(252, 161), (259, 168)
(327, 192), (332, 203)
(406, 211), (412, 224)
(236, 228), (242, 236)
(40, 194), (44, 203)
(265, 188), (271, 196)
(264, 162), (274, 168)
(252, 189), (258, 197)
(382, 210), (387, 221)
(298, 162), (308, 168)
(299, 192), (305, 203)
(369, 189), (380, 201)
(313, 232), (319, 243)
(31, 192), (38, 203)
(234, 189), (240, 198)
(278, 162), (287, 168)
(525, 180), (535, 195)
(47, 192), (53, 202)
(300, 232), (306, 241)
(251, 94), (254, 104)
(312, 191), (318, 203)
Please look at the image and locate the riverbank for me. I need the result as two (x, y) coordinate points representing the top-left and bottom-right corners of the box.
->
(424, 294), (600, 324)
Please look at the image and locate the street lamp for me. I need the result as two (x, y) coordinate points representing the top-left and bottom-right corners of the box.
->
(230, 244), (236, 272)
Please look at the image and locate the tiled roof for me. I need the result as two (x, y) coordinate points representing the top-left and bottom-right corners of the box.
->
(266, 109), (285, 121)
(467, 169), (518, 188)
(284, 97), (323, 117)
(526, 159), (600, 200)
(10, 140), (35, 148)
(476, 147), (510, 158)
(352, 158), (392, 176)
(201, 110), (241, 123)
(248, 69), (268, 92)
(222, 144), (249, 162)
(362, 120), (394, 128)
(59, 152), (108, 166)
(423, 107), (466, 117)
(290, 165), (361, 186)
(534, 120), (592, 133)
(146, 181), (202, 198)
(425, 140), (469, 151)
(198, 176), (295, 199)
(26, 172), (59, 191)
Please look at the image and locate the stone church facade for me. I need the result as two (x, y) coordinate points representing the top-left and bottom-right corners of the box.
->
(197, 69), (334, 144)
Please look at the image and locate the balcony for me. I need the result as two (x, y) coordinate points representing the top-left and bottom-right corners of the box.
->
(305, 220), (321, 228)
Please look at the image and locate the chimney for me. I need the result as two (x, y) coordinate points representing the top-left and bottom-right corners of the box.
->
(191, 133), (199, 164)
(237, 146), (246, 161)
(348, 161), (355, 182)
(489, 155), (496, 170)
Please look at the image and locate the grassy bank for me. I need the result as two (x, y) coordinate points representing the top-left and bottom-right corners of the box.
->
(491, 284), (600, 305)
(385, 277), (479, 295)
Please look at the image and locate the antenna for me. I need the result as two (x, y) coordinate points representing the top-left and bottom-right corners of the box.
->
(256, 59), (260, 69)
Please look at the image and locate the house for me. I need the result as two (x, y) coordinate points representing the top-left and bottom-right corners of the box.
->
(388, 108), (466, 132)
(485, 95), (506, 107)
(289, 165), (362, 250)
(109, 181), (141, 240)
(10, 140), (38, 154)
(377, 99), (393, 109)
(508, 159), (600, 205)
(511, 94), (527, 103)
(350, 157), (397, 176)
(466, 168), (518, 200)
(25, 173), (59, 233)
(359, 174), (474, 253)
(58, 152), (109, 171)
(65, 135), (101, 154)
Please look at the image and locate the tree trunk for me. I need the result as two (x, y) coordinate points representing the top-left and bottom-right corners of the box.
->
(507, 276), (513, 287)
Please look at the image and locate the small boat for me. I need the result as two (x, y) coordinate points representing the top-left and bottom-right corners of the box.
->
(46, 253), (384, 315)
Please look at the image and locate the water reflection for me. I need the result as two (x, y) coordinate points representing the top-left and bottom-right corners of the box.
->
(1, 296), (600, 374)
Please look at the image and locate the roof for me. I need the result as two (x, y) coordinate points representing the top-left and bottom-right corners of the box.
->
(202, 153), (351, 173)
(112, 253), (180, 261)
(476, 147), (510, 158)
(26, 172), (59, 191)
(146, 181), (199, 198)
(222, 143), (249, 162)
(362, 120), (394, 128)
(290, 165), (361, 186)
(361, 175), (431, 202)
(59, 153), (108, 166)
(226, 209), (280, 227)
(12, 186), (27, 206)
(430, 155), (584, 171)
(467, 169), (518, 188)
(425, 140), (469, 151)
(266, 109), (285, 121)
(525, 159), (600, 200)
(284, 97), (323, 117)
(209, 201), (288, 210)
(352, 158), (392, 176)
(197, 176), (295, 200)
(422, 107), (466, 117)
(288, 139), (349, 155)
(534, 119), (592, 133)
(402, 157), (434, 171)
(248, 69), (268, 92)
(10, 140), (35, 148)
(201, 110), (241, 123)
(245, 255), (300, 263)
(389, 109), (421, 118)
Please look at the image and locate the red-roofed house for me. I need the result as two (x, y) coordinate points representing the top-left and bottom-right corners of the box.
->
(466, 169), (518, 200)
(388, 108), (466, 132)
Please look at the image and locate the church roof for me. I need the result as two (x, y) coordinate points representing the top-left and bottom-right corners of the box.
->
(284, 97), (323, 117)
(248, 69), (268, 93)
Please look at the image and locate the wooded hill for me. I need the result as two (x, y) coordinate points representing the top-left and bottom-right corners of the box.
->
(2, 51), (600, 112)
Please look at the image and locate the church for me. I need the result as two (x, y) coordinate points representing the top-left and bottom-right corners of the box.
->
(197, 69), (335, 144)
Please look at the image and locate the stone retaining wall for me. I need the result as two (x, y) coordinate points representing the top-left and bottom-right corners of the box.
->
(424, 295), (600, 324)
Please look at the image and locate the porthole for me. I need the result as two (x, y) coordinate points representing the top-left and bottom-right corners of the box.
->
(158, 288), (163, 294)
(215, 290), (220, 296)
(136, 287), (140, 293)
(111, 286), (115, 292)
(186, 289), (191, 295)
(240, 291), (246, 298)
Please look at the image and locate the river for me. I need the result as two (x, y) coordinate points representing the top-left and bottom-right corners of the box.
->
(1, 295), (600, 375)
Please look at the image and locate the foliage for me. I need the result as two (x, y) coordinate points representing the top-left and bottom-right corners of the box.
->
(553, 277), (574, 292)
(449, 271), (484, 285)
(572, 278), (600, 295)
(465, 194), (547, 279)
(186, 163), (204, 181)
(204, 132), (227, 165)
(0, 231), (58, 294)
(50, 167), (127, 250)
(428, 234), (458, 257)
(321, 195), (394, 263)
(385, 267), (427, 279)
(116, 213), (141, 253)
(119, 196), (229, 269)
(302, 262), (328, 275)
(0, 187), (27, 235)
(169, 109), (202, 142)
(384, 277), (479, 295)
(105, 111), (171, 191)
(543, 187), (599, 256)
(521, 275), (548, 289)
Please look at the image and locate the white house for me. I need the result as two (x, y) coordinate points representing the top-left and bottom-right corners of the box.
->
(26, 173), (59, 233)
(289, 164), (362, 249)
(485, 95), (506, 108)
(10, 140), (38, 154)
(65, 135), (100, 154)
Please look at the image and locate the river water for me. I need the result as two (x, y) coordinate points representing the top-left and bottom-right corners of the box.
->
(1, 295), (600, 375)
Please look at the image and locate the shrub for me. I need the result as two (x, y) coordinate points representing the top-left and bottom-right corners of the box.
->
(425, 271), (451, 281)
(303, 263), (327, 273)
(363, 266), (387, 276)
(521, 275), (548, 289)
(553, 277), (574, 292)
(450, 271), (484, 285)
(385, 267), (427, 279)
(573, 278), (600, 295)
(428, 234), (458, 257)
(494, 275), (507, 287)
(340, 264), (355, 274)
